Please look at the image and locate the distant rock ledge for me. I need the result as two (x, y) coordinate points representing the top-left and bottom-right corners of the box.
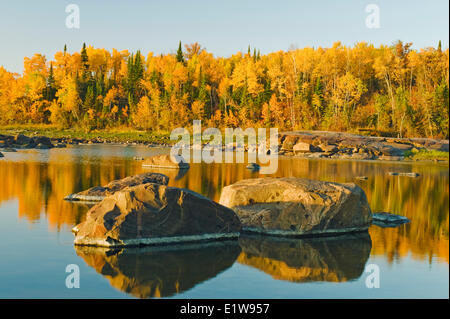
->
(277, 131), (449, 161)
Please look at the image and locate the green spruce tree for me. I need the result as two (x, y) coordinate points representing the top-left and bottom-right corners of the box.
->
(176, 41), (184, 63)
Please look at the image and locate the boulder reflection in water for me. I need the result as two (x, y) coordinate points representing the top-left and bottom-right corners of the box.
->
(75, 240), (241, 298)
(238, 233), (372, 282)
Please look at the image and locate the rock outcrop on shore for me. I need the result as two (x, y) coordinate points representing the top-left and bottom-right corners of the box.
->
(1, 130), (448, 162)
(64, 172), (169, 202)
(0, 133), (57, 149)
(219, 177), (372, 237)
(142, 154), (190, 169)
(72, 183), (241, 247)
(278, 131), (449, 161)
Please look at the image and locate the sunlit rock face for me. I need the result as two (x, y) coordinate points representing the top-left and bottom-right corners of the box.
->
(142, 154), (190, 169)
(64, 172), (169, 202)
(219, 177), (372, 237)
(75, 241), (241, 298)
(73, 183), (242, 247)
(237, 233), (372, 282)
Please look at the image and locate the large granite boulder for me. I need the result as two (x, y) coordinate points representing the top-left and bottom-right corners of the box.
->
(142, 154), (190, 169)
(64, 172), (169, 202)
(219, 177), (372, 237)
(73, 183), (241, 247)
(75, 241), (241, 298)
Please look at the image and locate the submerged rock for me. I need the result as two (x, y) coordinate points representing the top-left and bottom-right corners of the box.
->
(75, 241), (241, 298)
(72, 183), (241, 247)
(372, 212), (410, 227)
(219, 177), (372, 237)
(388, 172), (420, 177)
(142, 154), (190, 169)
(64, 172), (169, 202)
(246, 163), (260, 171)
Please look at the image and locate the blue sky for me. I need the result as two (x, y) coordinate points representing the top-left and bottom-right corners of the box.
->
(0, 0), (448, 73)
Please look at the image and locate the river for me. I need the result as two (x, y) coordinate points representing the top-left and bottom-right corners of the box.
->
(0, 144), (448, 298)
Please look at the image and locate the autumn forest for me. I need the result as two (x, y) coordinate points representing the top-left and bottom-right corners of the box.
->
(0, 41), (448, 138)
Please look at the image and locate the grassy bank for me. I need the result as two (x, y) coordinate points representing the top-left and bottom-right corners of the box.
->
(0, 124), (172, 144)
(404, 149), (450, 161)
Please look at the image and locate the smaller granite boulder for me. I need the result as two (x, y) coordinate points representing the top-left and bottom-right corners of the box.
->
(0, 152), (3, 158)
(64, 172), (169, 202)
(142, 154), (190, 169)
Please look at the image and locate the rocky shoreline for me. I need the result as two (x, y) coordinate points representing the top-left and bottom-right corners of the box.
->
(277, 131), (449, 162)
(1, 131), (448, 162)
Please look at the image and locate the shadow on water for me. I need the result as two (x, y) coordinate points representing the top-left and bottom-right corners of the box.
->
(74, 233), (372, 298)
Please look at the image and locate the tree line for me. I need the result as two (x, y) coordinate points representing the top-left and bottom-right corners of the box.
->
(0, 40), (448, 138)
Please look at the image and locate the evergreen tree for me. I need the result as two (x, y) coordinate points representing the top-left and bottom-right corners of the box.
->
(80, 43), (90, 81)
(176, 41), (184, 63)
(125, 51), (144, 108)
(45, 63), (56, 101)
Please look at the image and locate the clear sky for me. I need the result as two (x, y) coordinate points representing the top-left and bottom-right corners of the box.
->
(0, 0), (448, 73)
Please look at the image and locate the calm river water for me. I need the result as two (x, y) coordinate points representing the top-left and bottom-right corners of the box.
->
(0, 144), (448, 298)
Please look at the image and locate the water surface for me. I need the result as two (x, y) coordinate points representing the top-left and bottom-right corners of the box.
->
(0, 145), (448, 298)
